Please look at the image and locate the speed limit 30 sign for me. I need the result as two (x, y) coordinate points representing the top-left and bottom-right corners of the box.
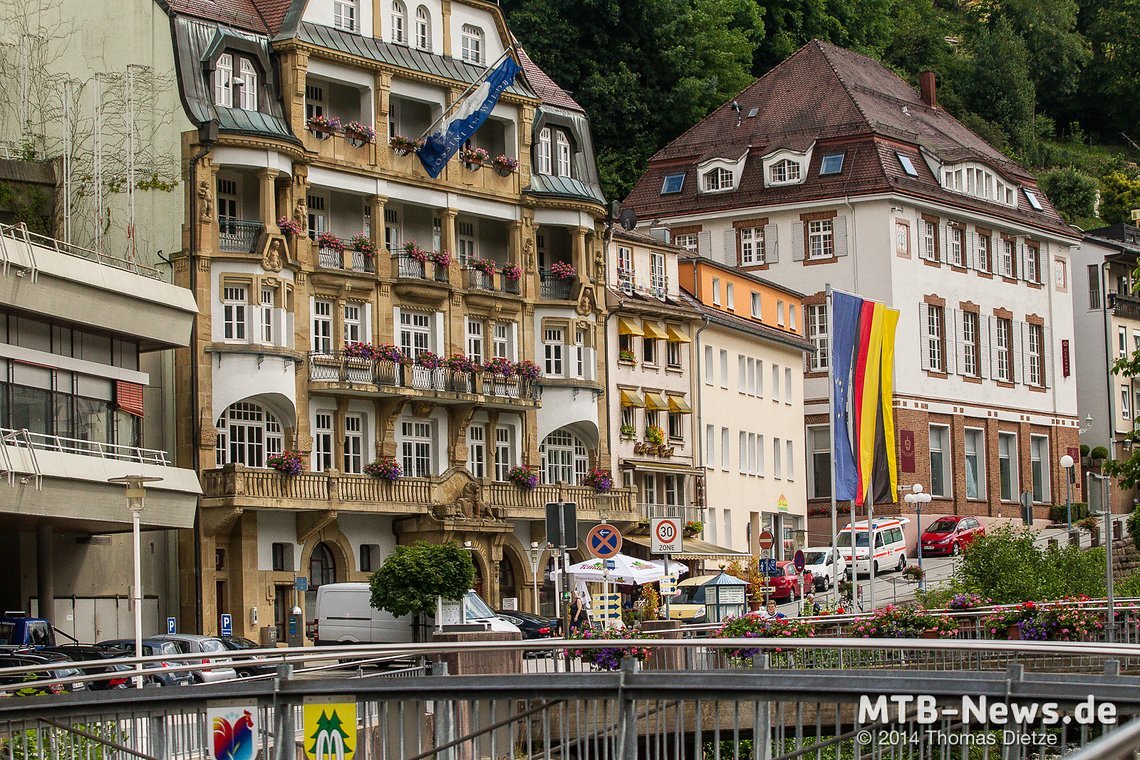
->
(650, 517), (684, 554)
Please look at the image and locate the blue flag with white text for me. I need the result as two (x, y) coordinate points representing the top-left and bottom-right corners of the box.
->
(831, 290), (864, 502)
(418, 56), (521, 178)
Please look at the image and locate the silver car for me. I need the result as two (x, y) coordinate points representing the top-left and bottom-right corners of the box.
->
(150, 634), (238, 683)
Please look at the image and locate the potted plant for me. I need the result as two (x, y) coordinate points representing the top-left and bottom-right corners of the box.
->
(683, 521), (703, 538)
(921, 615), (960, 639)
(483, 357), (514, 376)
(620, 423), (636, 439)
(374, 343), (407, 365)
(363, 456), (402, 481)
(277, 216), (303, 237)
(389, 134), (424, 156)
(468, 256), (496, 278)
(266, 450), (304, 475)
(343, 120), (376, 147)
(344, 341), (376, 359)
(901, 565), (925, 583)
(307, 114), (341, 139)
(430, 249), (452, 268)
(549, 260), (577, 280)
(502, 263), (522, 282)
(645, 425), (665, 445)
(946, 593), (990, 611)
(444, 353), (478, 373)
(402, 240), (428, 264)
(415, 350), (443, 370)
(513, 360), (541, 381)
(506, 465), (539, 490)
(982, 602), (1038, 640)
(618, 349), (637, 364)
(715, 615), (815, 661)
(459, 146), (489, 170)
(350, 234), (377, 261)
(492, 155), (519, 177)
(316, 231), (344, 253)
(582, 468), (613, 493)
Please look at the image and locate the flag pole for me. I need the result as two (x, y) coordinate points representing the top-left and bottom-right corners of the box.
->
(826, 283), (840, 607)
(415, 45), (517, 143)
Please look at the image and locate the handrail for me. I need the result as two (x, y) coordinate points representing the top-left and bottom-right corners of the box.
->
(0, 221), (160, 279)
(0, 428), (42, 489)
(0, 427), (170, 467)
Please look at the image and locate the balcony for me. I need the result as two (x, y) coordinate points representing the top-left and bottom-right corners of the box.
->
(307, 352), (539, 402)
(466, 267), (495, 292)
(218, 219), (263, 253)
(395, 254), (449, 283)
(1112, 292), (1140, 321)
(201, 463), (634, 519)
(638, 502), (704, 521)
(317, 245), (376, 274)
(540, 269), (575, 300)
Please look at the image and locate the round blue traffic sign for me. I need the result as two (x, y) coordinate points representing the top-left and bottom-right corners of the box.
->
(587, 524), (623, 559)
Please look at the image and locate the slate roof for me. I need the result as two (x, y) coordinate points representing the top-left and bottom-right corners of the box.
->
(625, 40), (1076, 239)
(517, 47), (582, 112)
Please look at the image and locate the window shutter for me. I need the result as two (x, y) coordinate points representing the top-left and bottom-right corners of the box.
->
(955, 310), (967, 374)
(723, 229), (738, 266)
(1044, 326), (1054, 388)
(965, 230), (976, 270)
(979, 315), (991, 379)
(947, 309), (958, 374)
(116, 381), (145, 417)
(919, 303), (931, 371)
(697, 231), (712, 257)
(764, 223), (779, 263)
(1009, 241), (1020, 280)
(791, 222), (804, 262)
(1012, 320), (1024, 383)
(834, 216), (848, 257)
(1021, 322), (1032, 383)
(942, 224), (953, 264)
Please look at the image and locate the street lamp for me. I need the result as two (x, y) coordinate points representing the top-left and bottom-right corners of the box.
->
(108, 475), (163, 689)
(528, 541), (542, 614)
(1060, 454), (1075, 534)
(903, 483), (932, 590)
(1088, 471), (1116, 643)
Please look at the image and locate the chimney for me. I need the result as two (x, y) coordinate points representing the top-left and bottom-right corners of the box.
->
(919, 71), (937, 109)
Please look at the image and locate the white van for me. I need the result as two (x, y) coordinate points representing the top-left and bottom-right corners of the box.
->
(835, 518), (909, 576)
(312, 583), (519, 645)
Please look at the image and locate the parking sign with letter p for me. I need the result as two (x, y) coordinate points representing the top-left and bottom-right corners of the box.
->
(650, 518), (683, 554)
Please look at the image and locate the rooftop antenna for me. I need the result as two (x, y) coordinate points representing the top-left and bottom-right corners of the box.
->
(731, 100), (742, 127)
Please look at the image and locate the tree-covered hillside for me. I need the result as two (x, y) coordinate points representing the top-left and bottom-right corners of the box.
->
(503, 0), (1140, 227)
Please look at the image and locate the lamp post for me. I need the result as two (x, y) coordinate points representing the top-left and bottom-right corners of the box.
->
(1088, 471), (1115, 643)
(903, 484), (932, 591)
(108, 475), (163, 689)
(528, 541), (542, 614)
(1060, 454), (1075, 534)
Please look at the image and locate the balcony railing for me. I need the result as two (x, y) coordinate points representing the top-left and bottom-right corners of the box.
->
(201, 465), (635, 514)
(218, 219), (263, 253)
(1112, 292), (1140, 320)
(501, 277), (520, 295)
(1, 427), (171, 465)
(465, 267), (495, 292)
(396, 254), (426, 279)
(307, 352), (539, 400)
(638, 502), (703, 521)
(539, 269), (574, 299)
(318, 246), (376, 273)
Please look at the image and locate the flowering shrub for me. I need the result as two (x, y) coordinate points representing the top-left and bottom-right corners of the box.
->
(373, 343), (407, 364)
(847, 605), (950, 638)
(307, 114), (342, 132)
(618, 349), (637, 363)
(350, 234), (377, 259)
(982, 602), (1039, 637)
(549, 260), (577, 280)
(683, 521), (703, 536)
(277, 216), (303, 236)
(343, 120), (376, 142)
(415, 350), (443, 370)
(430, 249), (452, 268)
(459, 146), (490, 165)
(1034, 605), (1103, 641)
(715, 614), (815, 660)
(344, 341), (376, 359)
(402, 240), (428, 263)
(492, 155), (519, 172)
(645, 425), (665, 445)
(389, 134), (424, 153)
(502, 263), (522, 281)
(363, 457), (402, 481)
(267, 450), (304, 475)
(482, 357), (514, 376)
(947, 593), (990, 611)
(565, 627), (654, 670)
(582, 468), (613, 493)
(468, 256), (496, 277)
(620, 423), (636, 438)
(506, 465), (539, 490)
(513, 360), (541, 380)
(316, 231), (344, 252)
(444, 353), (478, 372)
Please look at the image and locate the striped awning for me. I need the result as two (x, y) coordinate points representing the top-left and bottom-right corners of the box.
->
(619, 389), (645, 407)
(642, 321), (669, 340)
(667, 394), (692, 413)
(666, 324), (692, 343)
(644, 392), (669, 410)
(617, 317), (644, 336)
(625, 534), (748, 561)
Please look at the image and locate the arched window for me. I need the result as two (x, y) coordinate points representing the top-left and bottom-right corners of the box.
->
(414, 6), (431, 51)
(702, 167), (733, 191)
(390, 0), (407, 45)
(237, 59), (258, 110)
(540, 429), (588, 485)
(769, 159), (801, 184)
(215, 401), (284, 468)
(214, 53), (233, 107)
(460, 24), (483, 63)
(555, 131), (571, 177)
(309, 542), (337, 588)
(536, 127), (552, 175)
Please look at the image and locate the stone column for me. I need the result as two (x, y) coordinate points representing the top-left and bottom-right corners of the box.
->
(573, 227), (589, 280)
(35, 525), (53, 619)
(441, 0), (453, 56)
(374, 72), (392, 171)
(258, 169), (281, 233)
(442, 207), (459, 289)
(367, 194), (388, 279)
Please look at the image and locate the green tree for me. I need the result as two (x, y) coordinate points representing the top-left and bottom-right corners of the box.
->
(1077, 0), (1140, 135)
(1038, 167), (1098, 224)
(957, 19), (1037, 151)
(1099, 170), (1140, 226)
(369, 541), (475, 619)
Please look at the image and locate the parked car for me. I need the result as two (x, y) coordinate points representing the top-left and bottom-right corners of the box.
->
(218, 636), (278, 678)
(0, 650), (87, 695)
(920, 515), (985, 556)
(44, 645), (134, 690)
(0, 615), (56, 648)
(769, 562), (814, 602)
(837, 518), (910, 576)
(95, 639), (193, 687)
(495, 610), (559, 639)
(800, 547), (847, 591)
(150, 634), (239, 683)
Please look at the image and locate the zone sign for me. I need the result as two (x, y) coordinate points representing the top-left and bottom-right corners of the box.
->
(650, 517), (683, 554)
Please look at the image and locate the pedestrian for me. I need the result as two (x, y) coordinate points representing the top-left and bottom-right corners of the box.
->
(762, 600), (786, 620)
(803, 593), (821, 616)
(570, 591), (592, 630)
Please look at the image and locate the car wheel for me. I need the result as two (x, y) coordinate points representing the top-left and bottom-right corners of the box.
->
(951, 543), (961, 556)
(897, 555), (906, 572)
(873, 561), (879, 575)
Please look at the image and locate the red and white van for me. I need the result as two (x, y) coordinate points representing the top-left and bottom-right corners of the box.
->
(835, 518), (910, 576)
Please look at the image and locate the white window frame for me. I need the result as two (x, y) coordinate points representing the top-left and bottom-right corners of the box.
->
(544, 328), (564, 376)
(769, 158), (801, 185)
(739, 227), (764, 266)
(1030, 434), (1050, 504)
(673, 233), (698, 252)
(334, 0), (358, 31)
(807, 304), (828, 371)
(467, 424), (486, 479)
(223, 285), (248, 342)
(927, 305), (944, 372)
(785, 439), (795, 481)
(312, 299), (333, 354)
(215, 402), (283, 468)
(398, 310), (432, 360)
(343, 413), (364, 474)
(555, 131), (571, 177)
(751, 292), (762, 319)
(313, 411), (334, 472)
(922, 221), (937, 261)
(711, 277), (721, 306)
(998, 432), (1018, 502)
(807, 219), (834, 259)
(343, 303), (363, 345)
(808, 425), (830, 499)
(465, 318), (484, 364)
(493, 322), (514, 360)
(996, 318), (1012, 382)
(494, 425), (514, 481)
(617, 246), (634, 292)
(964, 427), (986, 500)
(929, 424), (951, 498)
(726, 283), (735, 310)
(214, 53), (233, 107)
(400, 419), (434, 478)
(237, 58), (257, 110)
(541, 429), (588, 486)
(702, 167), (733, 192)
(390, 0), (407, 44)
(1028, 323), (1043, 387)
(1001, 239), (1015, 278)
(260, 287), (275, 345)
(460, 24), (484, 63)
(414, 5), (431, 50)
(650, 252), (666, 295)
(720, 427), (730, 471)
(537, 128), (552, 175)
(962, 311), (978, 377)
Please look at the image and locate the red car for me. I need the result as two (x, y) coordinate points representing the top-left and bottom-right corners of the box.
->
(920, 515), (985, 556)
(769, 561), (814, 601)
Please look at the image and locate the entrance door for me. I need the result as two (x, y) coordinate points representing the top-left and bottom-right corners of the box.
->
(274, 585), (292, 641)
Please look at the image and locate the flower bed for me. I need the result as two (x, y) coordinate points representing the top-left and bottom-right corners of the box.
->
(363, 457), (402, 481)
(715, 614), (815, 660)
(618, 349), (637, 364)
(459, 146), (489, 167)
(506, 465), (538, 490)
(645, 425), (665, 445)
(492, 155), (519, 176)
(565, 627), (654, 671)
(374, 343), (407, 364)
(307, 114), (341, 136)
(344, 341), (376, 359)
(431, 249), (452, 268)
(267, 450), (304, 475)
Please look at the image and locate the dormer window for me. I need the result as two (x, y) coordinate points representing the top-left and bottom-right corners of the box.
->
(537, 127), (552, 175)
(391, 1), (407, 44)
(535, 127), (573, 177)
(555, 131), (571, 176)
(703, 167), (732, 192)
(213, 52), (259, 111)
(414, 6), (431, 51)
(237, 59), (258, 110)
(941, 161), (1016, 207)
(334, 0), (358, 32)
(461, 24), (484, 64)
(769, 159), (801, 184)
(214, 53), (233, 107)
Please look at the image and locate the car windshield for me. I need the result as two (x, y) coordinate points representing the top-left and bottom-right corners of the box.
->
(200, 640), (227, 653)
(223, 637), (258, 650)
(803, 551), (828, 565)
(463, 591), (496, 620)
(673, 585), (706, 605)
(928, 519), (958, 532)
(837, 532), (870, 547)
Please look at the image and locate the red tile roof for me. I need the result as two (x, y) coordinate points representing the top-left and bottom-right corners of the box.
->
(517, 47), (583, 112)
(162, 0), (271, 33)
(625, 40), (1075, 239)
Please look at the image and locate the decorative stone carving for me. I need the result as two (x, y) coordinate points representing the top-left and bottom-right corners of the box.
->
(262, 237), (285, 272)
(593, 246), (606, 284)
(523, 237), (535, 273)
(198, 180), (214, 222)
(575, 285), (596, 316)
(293, 196), (308, 233)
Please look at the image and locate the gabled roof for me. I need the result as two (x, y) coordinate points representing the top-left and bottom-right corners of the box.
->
(625, 40), (1075, 239)
(160, 0), (275, 34)
(517, 47), (583, 112)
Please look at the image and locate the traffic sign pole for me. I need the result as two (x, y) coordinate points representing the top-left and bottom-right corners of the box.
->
(664, 554), (671, 620)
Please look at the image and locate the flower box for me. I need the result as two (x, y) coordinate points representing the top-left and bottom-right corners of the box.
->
(492, 155), (519, 177)
(267, 450), (304, 476)
(389, 135), (424, 156)
(459, 147), (489, 170)
(363, 457), (402, 481)
(507, 465), (538, 490)
(549, 260), (577, 281)
(343, 120), (376, 147)
(582, 468), (613, 493)
(307, 115), (341, 139)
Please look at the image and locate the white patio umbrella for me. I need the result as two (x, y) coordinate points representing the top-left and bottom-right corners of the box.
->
(650, 560), (689, 578)
(550, 553), (672, 584)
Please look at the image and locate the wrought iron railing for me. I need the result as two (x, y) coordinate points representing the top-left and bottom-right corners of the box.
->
(465, 267), (495, 292)
(396, 254), (426, 279)
(307, 352), (540, 400)
(217, 218), (263, 253)
(539, 268), (574, 299)
(317, 246), (376, 273)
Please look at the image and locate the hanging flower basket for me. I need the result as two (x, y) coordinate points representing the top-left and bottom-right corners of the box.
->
(469, 256), (496, 277)
(582, 468), (613, 493)
(267, 451), (304, 476)
(459, 147), (489, 170)
(344, 341), (377, 359)
(374, 343), (408, 365)
(415, 350), (444, 370)
(277, 216), (303, 237)
(513, 360), (541, 380)
(364, 456), (402, 481)
(645, 426), (665, 445)
(307, 114), (341, 139)
(444, 353), (479, 373)
(492, 155), (519, 177)
(389, 134), (424, 156)
(482, 357), (515, 377)
(683, 521), (703, 538)
(343, 120), (376, 147)
(506, 465), (538, 490)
